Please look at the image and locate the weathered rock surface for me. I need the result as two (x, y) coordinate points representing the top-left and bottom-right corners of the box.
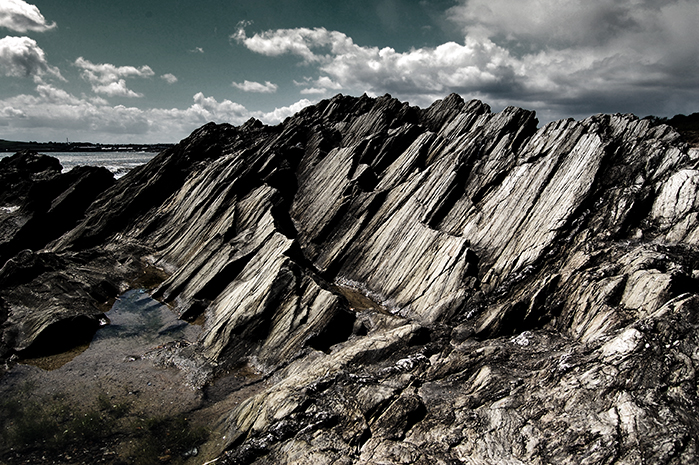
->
(3, 93), (699, 463)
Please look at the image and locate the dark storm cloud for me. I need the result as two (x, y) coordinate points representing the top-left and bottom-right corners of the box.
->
(236, 0), (699, 120)
(447, 0), (699, 118)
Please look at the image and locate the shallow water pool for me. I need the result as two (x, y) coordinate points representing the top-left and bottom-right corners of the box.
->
(0, 290), (210, 464)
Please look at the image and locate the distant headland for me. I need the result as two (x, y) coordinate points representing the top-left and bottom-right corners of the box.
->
(0, 139), (174, 153)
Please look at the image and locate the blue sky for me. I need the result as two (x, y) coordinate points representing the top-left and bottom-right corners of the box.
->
(0, 0), (698, 143)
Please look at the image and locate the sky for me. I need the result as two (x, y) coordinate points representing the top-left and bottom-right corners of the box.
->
(0, 0), (697, 144)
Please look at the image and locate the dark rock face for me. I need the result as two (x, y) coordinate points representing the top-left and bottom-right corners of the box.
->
(0, 151), (115, 265)
(3, 94), (699, 463)
(0, 153), (121, 360)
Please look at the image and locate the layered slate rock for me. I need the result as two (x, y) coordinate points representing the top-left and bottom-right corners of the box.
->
(0, 151), (114, 265)
(0, 152), (119, 360)
(0, 249), (124, 360)
(3, 93), (699, 463)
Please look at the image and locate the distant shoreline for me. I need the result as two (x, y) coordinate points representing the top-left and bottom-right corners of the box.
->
(0, 139), (174, 153)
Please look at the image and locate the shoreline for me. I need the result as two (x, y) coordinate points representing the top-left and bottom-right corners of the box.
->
(0, 140), (174, 154)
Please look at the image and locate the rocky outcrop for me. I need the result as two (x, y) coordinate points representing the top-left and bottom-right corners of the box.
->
(3, 93), (699, 463)
(0, 152), (120, 360)
(0, 151), (115, 265)
(0, 249), (123, 359)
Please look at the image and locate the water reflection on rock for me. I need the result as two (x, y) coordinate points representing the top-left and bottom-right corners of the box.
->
(98, 289), (199, 344)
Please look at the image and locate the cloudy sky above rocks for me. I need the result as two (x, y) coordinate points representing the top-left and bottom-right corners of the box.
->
(0, 0), (697, 143)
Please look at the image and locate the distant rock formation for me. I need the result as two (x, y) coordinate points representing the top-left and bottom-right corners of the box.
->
(3, 94), (699, 463)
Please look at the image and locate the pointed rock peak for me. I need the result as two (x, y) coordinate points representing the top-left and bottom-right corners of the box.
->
(314, 93), (366, 121)
(463, 98), (491, 114)
(327, 93), (347, 104)
(192, 121), (219, 133)
(375, 93), (395, 104)
(438, 93), (466, 109)
(173, 122), (239, 162)
(373, 93), (414, 114)
(309, 93), (401, 126)
(241, 118), (265, 131)
(420, 94), (471, 132)
(184, 122), (233, 143)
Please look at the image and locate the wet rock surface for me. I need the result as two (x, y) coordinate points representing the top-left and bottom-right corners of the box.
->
(3, 94), (699, 463)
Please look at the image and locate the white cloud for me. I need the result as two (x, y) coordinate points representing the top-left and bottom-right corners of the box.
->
(0, 84), (151, 135)
(189, 47), (204, 54)
(295, 76), (342, 95)
(0, 0), (55, 33)
(231, 80), (278, 93)
(0, 83), (315, 143)
(300, 87), (329, 95)
(235, 26), (518, 102)
(174, 93), (313, 125)
(188, 92), (248, 119)
(35, 83), (80, 104)
(0, 35), (63, 81)
(233, 26), (355, 64)
(161, 73), (178, 84)
(258, 98), (315, 123)
(75, 57), (155, 98)
(92, 79), (144, 98)
(75, 57), (155, 84)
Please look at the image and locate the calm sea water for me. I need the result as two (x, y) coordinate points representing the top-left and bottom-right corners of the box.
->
(0, 151), (157, 179)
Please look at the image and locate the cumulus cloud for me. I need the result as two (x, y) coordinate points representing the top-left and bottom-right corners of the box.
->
(258, 98), (315, 123)
(0, 84), (152, 135)
(172, 93), (314, 125)
(75, 57), (155, 97)
(235, 1), (699, 120)
(35, 84), (81, 104)
(233, 26), (355, 64)
(0, 0), (55, 33)
(0, 83), (315, 143)
(92, 79), (144, 98)
(299, 87), (328, 95)
(234, 26), (517, 100)
(0, 86), (219, 141)
(0, 35), (63, 81)
(161, 73), (178, 84)
(295, 76), (342, 95)
(187, 92), (248, 119)
(231, 80), (278, 93)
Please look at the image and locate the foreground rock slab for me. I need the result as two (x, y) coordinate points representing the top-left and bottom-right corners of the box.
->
(2, 93), (699, 464)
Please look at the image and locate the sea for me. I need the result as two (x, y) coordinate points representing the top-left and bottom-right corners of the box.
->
(0, 151), (158, 179)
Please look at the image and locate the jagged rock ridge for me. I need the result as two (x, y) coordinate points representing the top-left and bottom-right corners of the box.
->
(3, 93), (699, 464)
